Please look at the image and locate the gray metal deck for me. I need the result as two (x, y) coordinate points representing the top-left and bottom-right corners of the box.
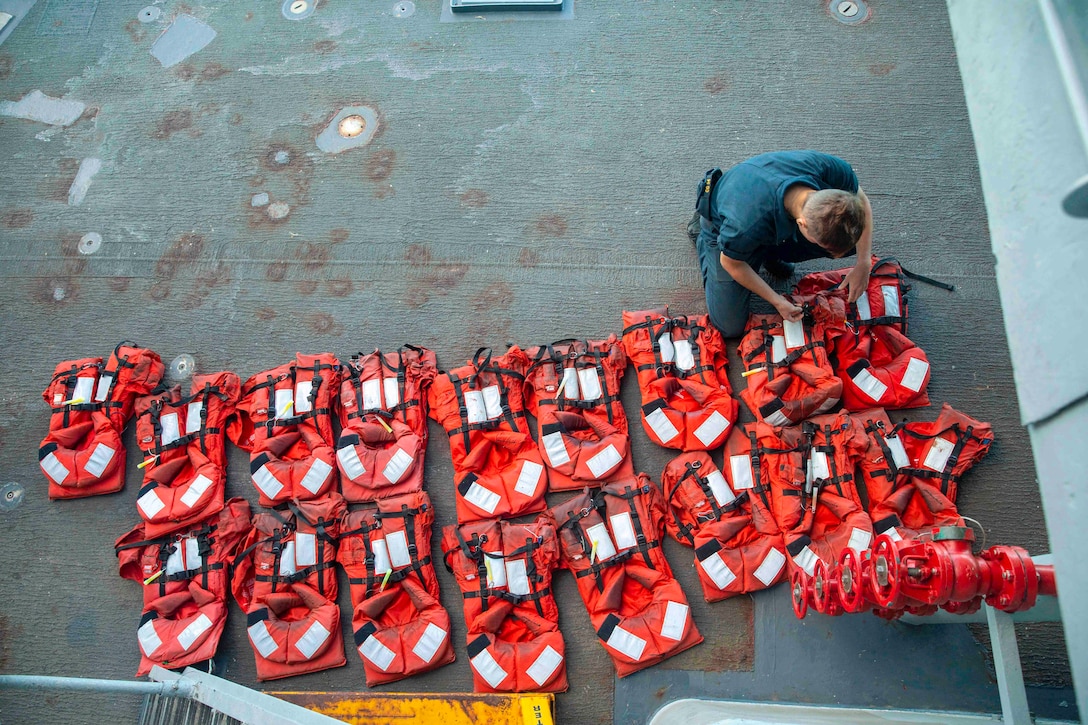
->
(0, 1), (1076, 723)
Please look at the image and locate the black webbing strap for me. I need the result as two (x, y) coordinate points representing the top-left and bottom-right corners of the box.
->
(622, 315), (673, 379)
(864, 419), (900, 484)
(607, 484), (657, 570)
(746, 430), (772, 511)
(376, 502), (430, 589)
(340, 518), (382, 597)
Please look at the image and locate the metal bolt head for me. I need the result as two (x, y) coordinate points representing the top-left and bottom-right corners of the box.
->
(1003, 571), (1013, 581)
(338, 115), (367, 138)
(837, 1), (858, 16)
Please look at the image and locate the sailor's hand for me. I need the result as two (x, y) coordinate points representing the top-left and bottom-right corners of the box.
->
(774, 297), (804, 322)
(842, 263), (872, 304)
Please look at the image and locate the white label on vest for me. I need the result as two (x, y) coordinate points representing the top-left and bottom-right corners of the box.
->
(543, 431), (571, 468)
(792, 545), (819, 577)
(253, 464), (285, 500)
(359, 630), (396, 671)
(73, 377), (95, 406)
(700, 550), (737, 590)
(84, 442), (116, 478)
(40, 451), (70, 484)
(337, 444), (367, 480)
(137, 487), (166, 519)
(693, 411), (729, 447)
(705, 469), (736, 507)
(279, 541), (297, 576)
(514, 460), (544, 498)
(470, 645), (509, 688)
(482, 385), (503, 420)
(184, 537), (201, 569)
(923, 437), (955, 472)
(851, 366), (888, 402)
(186, 401), (203, 435)
(610, 512), (638, 552)
(177, 613), (213, 651)
(382, 448), (414, 484)
(586, 444), (622, 479)
(295, 532), (317, 567)
(770, 336), (787, 363)
(362, 379), (382, 410)
(505, 558), (530, 596)
(485, 551), (507, 589)
(578, 367), (603, 401)
(462, 480), (501, 514)
(295, 620), (331, 660)
(884, 435), (909, 468)
(412, 623), (448, 664)
(900, 357), (929, 393)
(138, 619), (163, 655)
(660, 601), (689, 642)
(882, 285), (901, 317)
(383, 377), (400, 408)
(275, 388), (294, 419)
(166, 542), (186, 575)
(562, 367), (580, 400)
(848, 527), (873, 552)
(645, 406), (680, 444)
(299, 458), (333, 494)
(586, 522), (617, 562)
(855, 292), (872, 321)
(94, 374), (113, 402)
(294, 380), (313, 414)
(658, 331), (675, 363)
(463, 390), (486, 424)
(605, 624), (647, 661)
(764, 406), (792, 427)
(886, 527), (903, 542)
(248, 620), (278, 658)
(674, 339), (696, 371)
(160, 412), (181, 446)
(729, 454), (755, 490)
(526, 645), (564, 687)
(386, 529), (411, 569)
(180, 474), (213, 509)
(371, 538), (392, 576)
(782, 319), (806, 350)
(808, 451), (831, 484)
(754, 548), (786, 586)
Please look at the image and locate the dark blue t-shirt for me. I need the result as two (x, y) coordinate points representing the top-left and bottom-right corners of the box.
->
(708, 151), (859, 263)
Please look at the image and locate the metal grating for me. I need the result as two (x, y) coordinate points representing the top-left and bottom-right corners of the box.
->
(139, 694), (242, 725)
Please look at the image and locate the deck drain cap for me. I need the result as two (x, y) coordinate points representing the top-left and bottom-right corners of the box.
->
(393, 1), (416, 17)
(169, 353), (196, 381)
(830, 0), (869, 24)
(138, 6), (161, 23)
(78, 232), (102, 255)
(283, 0), (315, 20)
(0, 482), (25, 512)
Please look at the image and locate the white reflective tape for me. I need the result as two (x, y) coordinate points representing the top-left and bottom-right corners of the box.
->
(73, 377), (95, 406)
(94, 374), (113, 403)
(754, 548), (786, 586)
(337, 444), (367, 480)
(179, 474), (213, 509)
(543, 431), (571, 468)
(470, 646), (509, 688)
(586, 444), (622, 479)
(763, 406), (791, 427)
(514, 460), (544, 497)
(252, 464), (285, 500)
(462, 480), (501, 514)
(299, 458), (333, 494)
(884, 435), (909, 468)
(371, 538), (392, 576)
(887, 527), (903, 542)
(526, 645), (564, 687)
(882, 284), (901, 317)
(700, 550), (737, 590)
(412, 623), (447, 664)
(177, 613), (213, 651)
(295, 532), (317, 567)
(578, 367), (603, 401)
(808, 451), (830, 484)
(923, 437), (955, 472)
(848, 527), (873, 552)
(184, 538), (201, 569)
(674, 339), (695, 371)
(815, 396), (839, 414)
(386, 529), (411, 569)
(855, 292), (872, 321)
(900, 357), (929, 393)
(279, 541), (298, 577)
(382, 448), (414, 484)
(658, 331), (675, 363)
(693, 411), (729, 447)
(660, 601), (689, 642)
(605, 624), (647, 661)
(295, 620), (331, 659)
(485, 551), (507, 589)
(294, 380), (313, 414)
(505, 558), (530, 596)
(362, 379), (383, 410)
(729, 454), (755, 490)
(792, 545), (819, 577)
(463, 390), (486, 424)
(782, 318), (806, 349)
(275, 388), (294, 419)
(705, 469), (736, 507)
(851, 366), (888, 402)
(160, 412), (181, 446)
(645, 407), (680, 443)
(359, 631), (396, 671)
(482, 385), (503, 419)
(39, 451), (70, 484)
(84, 442), (116, 478)
(610, 512), (637, 551)
(383, 377), (400, 408)
(248, 620), (278, 658)
(165, 542), (186, 575)
(138, 620), (163, 656)
(562, 367), (580, 400)
(771, 336), (787, 363)
(137, 487), (166, 519)
(586, 522), (617, 561)
(53, 392), (63, 405)
(185, 401), (203, 436)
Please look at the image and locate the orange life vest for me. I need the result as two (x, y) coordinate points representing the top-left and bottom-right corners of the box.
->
(245, 581), (346, 681)
(428, 347), (548, 522)
(621, 307), (737, 450)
